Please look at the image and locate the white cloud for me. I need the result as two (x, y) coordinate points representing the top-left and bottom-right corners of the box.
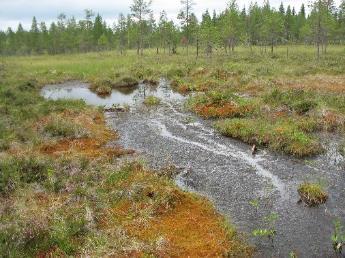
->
(0, 0), (342, 30)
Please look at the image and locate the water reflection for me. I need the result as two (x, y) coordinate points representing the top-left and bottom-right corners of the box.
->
(41, 79), (183, 107)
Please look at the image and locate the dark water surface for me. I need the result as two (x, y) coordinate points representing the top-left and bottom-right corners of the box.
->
(43, 80), (345, 258)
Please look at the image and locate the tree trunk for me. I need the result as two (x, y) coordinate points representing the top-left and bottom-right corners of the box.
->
(196, 39), (199, 57)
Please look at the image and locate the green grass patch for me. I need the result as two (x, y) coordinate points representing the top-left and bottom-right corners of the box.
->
(298, 182), (328, 207)
(215, 118), (322, 157)
(143, 96), (161, 106)
(264, 88), (318, 115)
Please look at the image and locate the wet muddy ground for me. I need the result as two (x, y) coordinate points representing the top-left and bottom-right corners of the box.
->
(42, 81), (345, 258)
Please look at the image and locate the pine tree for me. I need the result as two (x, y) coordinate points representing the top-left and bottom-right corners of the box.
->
(309, 0), (337, 58)
(178, 0), (195, 55)
(130, 0), (152, 55)
(93, 14), (104, 46)
(200, 9), (214, 56)
(16, 23), (26, 54)
(30, 17), (40, 53)
(117, 13), (127, 54)
(40, 22), (48, 53)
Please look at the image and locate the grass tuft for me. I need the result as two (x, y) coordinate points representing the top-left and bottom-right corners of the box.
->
(43, 117), (90, 139)
(215, 118), (322, 157)
(298, 182), (328, 207)
(144, 96), (161, 106)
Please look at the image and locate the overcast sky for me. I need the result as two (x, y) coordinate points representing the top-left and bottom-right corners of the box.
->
(0, 0), (342, 31)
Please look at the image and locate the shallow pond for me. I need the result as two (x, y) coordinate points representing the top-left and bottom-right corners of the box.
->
(41, 79), (183, 107)
(42, 80), (345, 258)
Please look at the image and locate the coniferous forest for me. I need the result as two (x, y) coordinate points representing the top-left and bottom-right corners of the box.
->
(1, 0), (345, 56)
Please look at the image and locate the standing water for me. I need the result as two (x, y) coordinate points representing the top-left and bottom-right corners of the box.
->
(41, 79), (183, 107)
(42, 80), (345, 258)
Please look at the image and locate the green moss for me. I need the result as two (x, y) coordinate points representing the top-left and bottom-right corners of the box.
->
(298, 182), (328, 207)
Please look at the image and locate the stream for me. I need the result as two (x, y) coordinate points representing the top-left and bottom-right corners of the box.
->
(42, 79), (345, 258)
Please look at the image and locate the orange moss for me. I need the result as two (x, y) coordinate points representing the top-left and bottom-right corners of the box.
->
(178, 84), (191, 94)
(99, 166), (252, 257)
(40, 138), (134, 158)
(321, 110), (344, 132)
(37, 110), (134, 158)
(125, 194), (252, 257)
(194, 103), (252, 119)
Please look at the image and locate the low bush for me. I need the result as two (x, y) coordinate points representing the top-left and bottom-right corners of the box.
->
(43, 117), (90, 139)
(264, 88), (318, 114)
(0, 155), (52, 194)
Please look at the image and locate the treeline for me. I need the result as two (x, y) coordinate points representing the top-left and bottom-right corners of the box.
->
(0, 0), (345, 56)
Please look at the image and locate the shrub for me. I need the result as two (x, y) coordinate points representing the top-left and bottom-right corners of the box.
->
(298, 182), (328, 207)
(0, 157), (20, 194)
(292, 100), (317, 115)
(43, 117), (90, 139)
(264, 88), (318, 114)
(0, 155), (52, 194)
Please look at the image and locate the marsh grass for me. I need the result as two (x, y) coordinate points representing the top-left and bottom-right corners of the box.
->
(144, 96), (161, 106)
(340, 142), (345, 156)
(215, 118), (322, 157)
(298, 182), (328, 207)
(187, 91), (255, 119)
(43, 117), (90, 139)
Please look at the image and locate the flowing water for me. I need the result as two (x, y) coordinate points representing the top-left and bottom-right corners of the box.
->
(42, 80), (345, 258)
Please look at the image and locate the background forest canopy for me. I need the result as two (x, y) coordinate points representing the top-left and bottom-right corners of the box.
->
(1, 0), (345, 56)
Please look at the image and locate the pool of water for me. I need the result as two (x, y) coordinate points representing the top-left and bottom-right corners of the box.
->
(41, 79), (184, 107)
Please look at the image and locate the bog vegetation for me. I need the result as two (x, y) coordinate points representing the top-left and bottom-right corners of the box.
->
(0, 0), (345, 256)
